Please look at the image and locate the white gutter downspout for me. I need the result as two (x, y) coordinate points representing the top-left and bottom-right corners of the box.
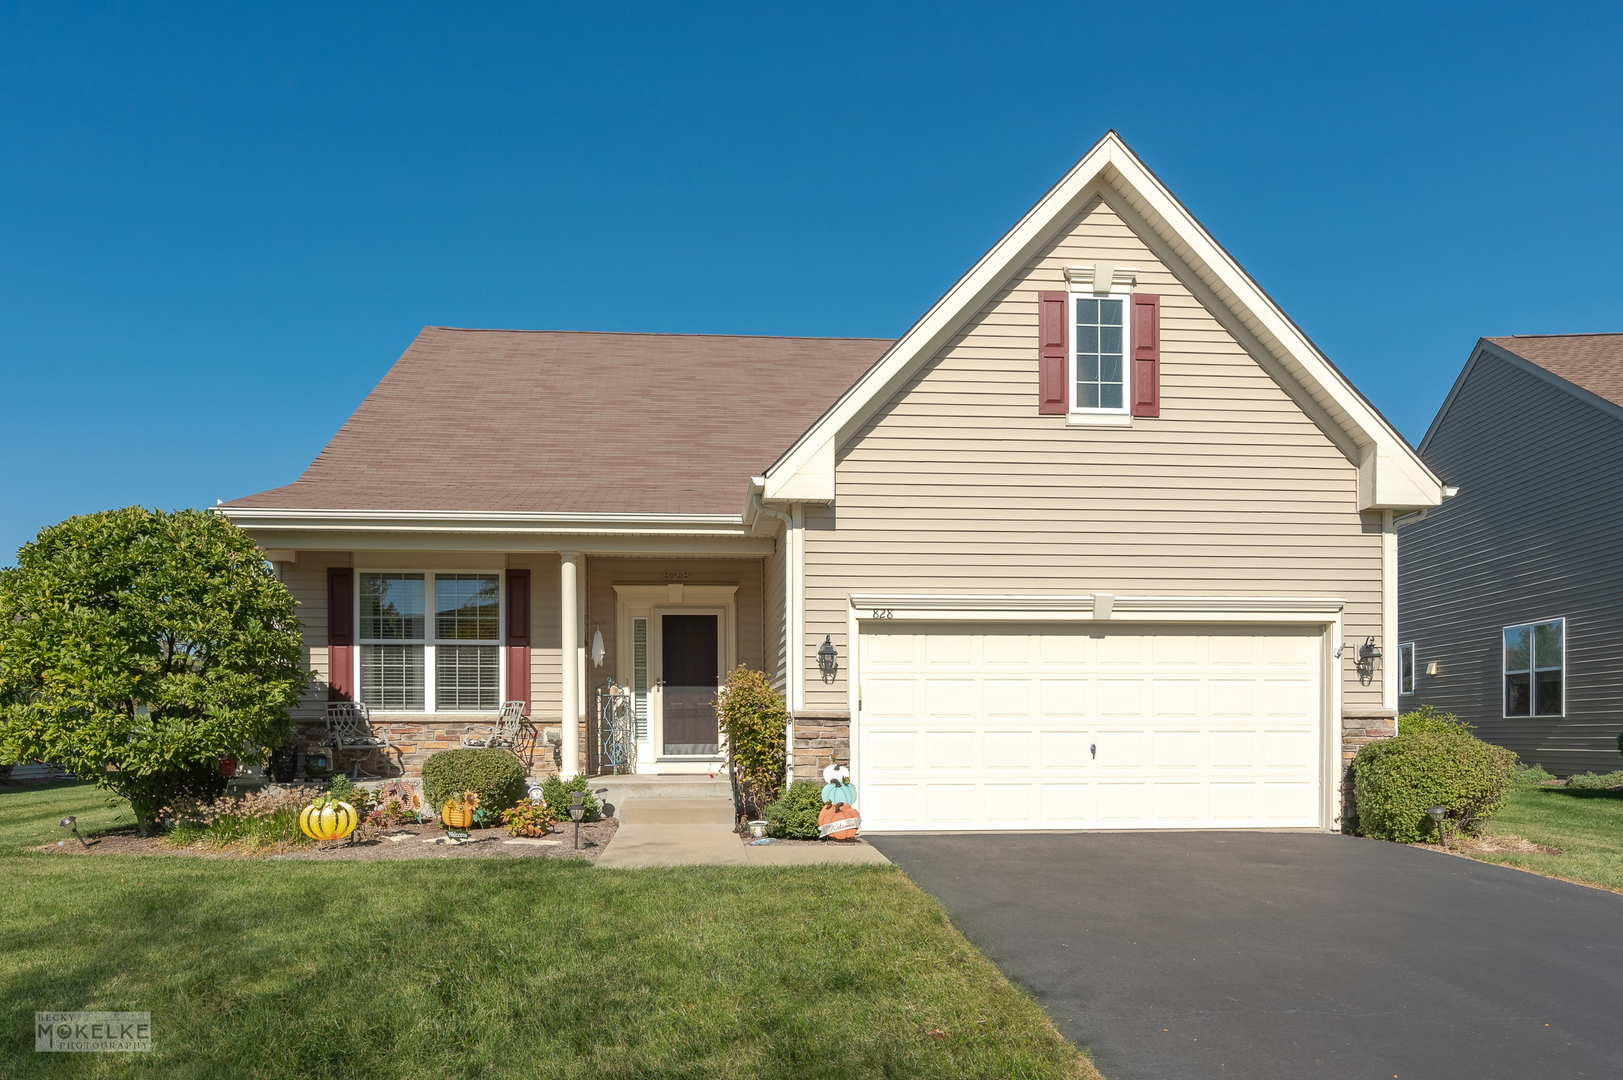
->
(1382, 510), (1397, 711)
(751, 491), (797, 787)
(749, 487), (795, 782)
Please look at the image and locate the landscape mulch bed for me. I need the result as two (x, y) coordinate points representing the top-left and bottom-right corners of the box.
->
(31, 819), (619, 862)
(1417, 833), (1562, 857)
(736, 834), (875, 849)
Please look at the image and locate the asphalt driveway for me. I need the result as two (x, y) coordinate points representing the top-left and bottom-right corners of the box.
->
(871, 832), (1623, 1079)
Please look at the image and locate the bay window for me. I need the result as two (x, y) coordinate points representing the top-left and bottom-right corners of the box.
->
(357, 571), (502, 712)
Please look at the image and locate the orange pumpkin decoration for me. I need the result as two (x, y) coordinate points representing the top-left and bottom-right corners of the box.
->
(441, 789), (480, 829)
(817, 802), (862, 840)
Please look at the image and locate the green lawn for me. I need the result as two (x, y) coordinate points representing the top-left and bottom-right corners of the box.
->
(1, 783), (1097, 1079)
(1468, 783), (1623, 893)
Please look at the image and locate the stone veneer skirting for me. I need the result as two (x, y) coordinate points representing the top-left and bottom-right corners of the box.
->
(293, 716), (562, 780)
(1340, 708), (1399, 829)
(792, 712), (852, 783)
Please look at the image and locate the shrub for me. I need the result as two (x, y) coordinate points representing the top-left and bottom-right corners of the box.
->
(0, 507), (308, 833)
(765, 781), (824, 839)
(541, 774), (601, 821)
(1565, 771), (1623, 790)
(715, 667), (788, 820)
(1353, 707), (1515, 843)
(501, 797), (557, 837)
(1513, 762), (1555, 786)
(421, 749), (526, 823)
(163, 788), (311, 849)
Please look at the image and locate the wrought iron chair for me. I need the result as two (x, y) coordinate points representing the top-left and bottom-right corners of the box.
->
(325, 702), (393, 780)
(462, 700), (527, 751)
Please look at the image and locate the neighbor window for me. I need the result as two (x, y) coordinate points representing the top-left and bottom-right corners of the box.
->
(1399, 642), (1415, 695)
(1504, 618), (1564, 718)
(357, 572), (501, 712)
(1071, 295), (1129, 413)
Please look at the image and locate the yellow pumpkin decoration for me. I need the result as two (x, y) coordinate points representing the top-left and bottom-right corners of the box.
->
(299, 799), (358, 841)
(440, 790), (480, 830)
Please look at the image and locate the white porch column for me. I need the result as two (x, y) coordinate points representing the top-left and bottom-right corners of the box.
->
(560, 550), (580, 778)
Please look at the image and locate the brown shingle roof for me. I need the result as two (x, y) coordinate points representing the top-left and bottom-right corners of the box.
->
(225, 328), (893, 515)
(1487, 333), (1623, 410)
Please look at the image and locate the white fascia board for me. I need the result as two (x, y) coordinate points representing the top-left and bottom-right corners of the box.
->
(216, 506), (752, 537)
(850, 593), (1345, 624)
(762, 131), (1445, 514)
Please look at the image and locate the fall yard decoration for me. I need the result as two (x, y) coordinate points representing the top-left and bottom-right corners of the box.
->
(299, 795), (358, 842)
(441, 790), (481, 829)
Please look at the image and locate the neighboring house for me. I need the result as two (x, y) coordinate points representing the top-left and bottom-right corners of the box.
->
(1399, 334), (1623, 776)
(221, 131), (1446, 833)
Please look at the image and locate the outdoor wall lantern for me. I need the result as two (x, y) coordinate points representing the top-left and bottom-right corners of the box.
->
(1334, 636), (1383, 687)
(816, 635), (839, 683)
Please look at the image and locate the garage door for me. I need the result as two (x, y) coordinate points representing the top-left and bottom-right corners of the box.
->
(857, 622), (1323, 831)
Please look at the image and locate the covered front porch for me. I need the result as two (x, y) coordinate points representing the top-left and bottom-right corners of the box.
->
(238, 512), (781, 783)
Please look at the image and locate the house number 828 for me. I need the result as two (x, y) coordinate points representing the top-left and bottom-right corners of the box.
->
(870, 609), (894, 619)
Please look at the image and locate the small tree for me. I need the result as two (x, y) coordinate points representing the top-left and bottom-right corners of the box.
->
(715, 667), (787, 821)
(0, 507), (307, 833)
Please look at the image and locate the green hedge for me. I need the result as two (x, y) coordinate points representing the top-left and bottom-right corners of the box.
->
(765, 781), (823, 839)
(1352, 706), (1515, 843)
(421, 749), (527, 825)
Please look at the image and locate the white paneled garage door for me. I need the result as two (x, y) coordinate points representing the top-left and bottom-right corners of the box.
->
(857, 622), (1324, 831)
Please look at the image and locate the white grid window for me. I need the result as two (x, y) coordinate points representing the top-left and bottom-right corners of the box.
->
(356, 571), (502, 713)
(1072, 295), (1127, 412)
(1399, 642), (1415, 695)
(1505, 619), (1563, 718)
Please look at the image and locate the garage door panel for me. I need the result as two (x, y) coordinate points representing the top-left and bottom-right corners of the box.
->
(984, 731), (1032, 769)
(857, 623), (1322, 832)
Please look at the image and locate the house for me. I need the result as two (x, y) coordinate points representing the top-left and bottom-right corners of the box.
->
(220, 131), (1447, 832)
(1399, 334), (1623, 776)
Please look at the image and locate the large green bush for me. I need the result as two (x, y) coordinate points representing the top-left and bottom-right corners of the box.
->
(765, 781), (824, 839)
(0, 506), (307, 833)
(1353, 706), (1515, 843)
(421, 749), (526, 824)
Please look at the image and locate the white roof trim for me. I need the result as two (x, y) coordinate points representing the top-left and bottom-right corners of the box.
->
(762, 131), (1444, 512)
(215, 506), (751, 538)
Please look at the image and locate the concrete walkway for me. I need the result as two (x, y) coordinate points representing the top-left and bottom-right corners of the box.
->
(591, 776), (889, 868)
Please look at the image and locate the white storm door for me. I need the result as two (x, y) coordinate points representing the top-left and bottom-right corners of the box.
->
(857, 622), (1322, 831)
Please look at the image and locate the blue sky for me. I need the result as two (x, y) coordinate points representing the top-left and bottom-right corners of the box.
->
(3, 2), (1620, 561)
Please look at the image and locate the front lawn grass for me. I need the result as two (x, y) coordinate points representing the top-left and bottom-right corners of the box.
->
(1467, 783), (1623, 893)
(0, 780), (135, 852)
(1, 783), (1097, 1079)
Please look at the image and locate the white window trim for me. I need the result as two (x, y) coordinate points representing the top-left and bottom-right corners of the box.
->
(1398, 642), (1415, 695)
(1501, 616), (1566, 719)
(1067, 290), (1132, 423)
(355, 569), (506, 714)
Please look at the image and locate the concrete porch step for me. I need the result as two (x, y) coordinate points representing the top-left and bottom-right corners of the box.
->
(592, 774), (734, 816)
(616, 798), (736, 826)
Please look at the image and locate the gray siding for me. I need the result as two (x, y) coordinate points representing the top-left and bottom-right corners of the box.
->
(1401, 351), (1623, 774)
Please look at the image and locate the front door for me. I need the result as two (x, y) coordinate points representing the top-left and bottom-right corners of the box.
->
(659, 613), (719, 756)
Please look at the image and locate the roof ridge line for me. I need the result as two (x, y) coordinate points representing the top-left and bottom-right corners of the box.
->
(424, 326), (896, 342)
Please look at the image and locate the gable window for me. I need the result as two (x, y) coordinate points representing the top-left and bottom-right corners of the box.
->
(1504, 618), (1564, 717)
(1399, 642), (1415, 695)
(357, 571), (502, 712)
(1071, 296), (1128, 413)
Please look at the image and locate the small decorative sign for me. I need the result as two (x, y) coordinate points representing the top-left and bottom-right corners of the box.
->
(36, 1012), (151, 1052)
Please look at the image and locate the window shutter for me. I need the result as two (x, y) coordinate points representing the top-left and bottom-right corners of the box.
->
(505, 569), (531, 716)
(1130, 293), (1160, 418)
(1038, 290), (1068, 414)
(327, 567), (354, 702)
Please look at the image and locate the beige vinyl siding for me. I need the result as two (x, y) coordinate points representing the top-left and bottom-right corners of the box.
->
(1401, 351), (1623, 774)
(508, 554), (562, 721)
(584, 556), (766, 688)
(764, 532), (788, 693)
(801, 192), (1382, 710)
(276, 551), (350, 721)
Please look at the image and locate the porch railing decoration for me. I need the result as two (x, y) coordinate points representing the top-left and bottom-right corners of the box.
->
(595, 679), (637, 775)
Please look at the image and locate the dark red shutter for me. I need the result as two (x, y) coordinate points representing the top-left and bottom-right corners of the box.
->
(1130, 293), (1160, 418)
(327, 567), (354, 702)
(1038, 290), (1068, 414)
(505, 569), (531, 716)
